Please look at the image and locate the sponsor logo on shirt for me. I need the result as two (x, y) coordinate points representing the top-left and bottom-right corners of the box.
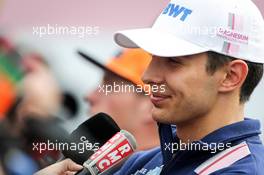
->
(133, 165), (164, 175)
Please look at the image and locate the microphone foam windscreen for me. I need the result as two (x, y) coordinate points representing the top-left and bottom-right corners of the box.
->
(63, 112), (120, 164)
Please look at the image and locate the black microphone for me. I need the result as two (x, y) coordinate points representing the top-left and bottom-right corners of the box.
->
(24, 112), (120, 165)
(77, 130), (137, 175)
(62, 113), (120, 164)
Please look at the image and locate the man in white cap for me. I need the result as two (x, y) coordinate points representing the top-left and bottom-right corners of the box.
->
(113, 0), (264, 174)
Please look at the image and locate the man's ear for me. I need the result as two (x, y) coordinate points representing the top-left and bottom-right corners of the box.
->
(218, 60), (248, 92)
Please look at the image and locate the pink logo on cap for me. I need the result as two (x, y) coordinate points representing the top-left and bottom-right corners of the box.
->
(217, 13), (249, 54)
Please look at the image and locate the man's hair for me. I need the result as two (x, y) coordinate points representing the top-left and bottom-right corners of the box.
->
(206, 52), (263, 103)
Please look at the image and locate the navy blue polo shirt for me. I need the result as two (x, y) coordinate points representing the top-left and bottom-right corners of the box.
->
(114, 118), (264, 175)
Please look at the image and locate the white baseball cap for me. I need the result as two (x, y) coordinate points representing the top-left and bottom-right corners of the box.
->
(114, 0), (264, 63)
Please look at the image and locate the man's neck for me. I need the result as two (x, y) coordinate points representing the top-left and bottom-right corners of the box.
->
(175, 98), (244, 143)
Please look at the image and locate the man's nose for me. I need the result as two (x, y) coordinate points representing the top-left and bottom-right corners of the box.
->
(142, 56), (164, 85)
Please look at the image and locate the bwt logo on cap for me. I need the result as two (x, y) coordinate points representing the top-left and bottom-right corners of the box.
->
(162, 3), (192, 21)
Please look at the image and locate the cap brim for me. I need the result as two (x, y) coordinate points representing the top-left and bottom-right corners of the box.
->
(77, 50), (137, 84)
(114, 28), (209, 57)
(78, 50), (107, 70)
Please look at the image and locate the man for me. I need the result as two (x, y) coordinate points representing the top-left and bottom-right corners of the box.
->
(112, 0), (264, 174)
(82, 49), (159, 151)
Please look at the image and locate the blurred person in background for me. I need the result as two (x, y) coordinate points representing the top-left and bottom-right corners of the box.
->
(0, 36), (69, 174)
(8, 53), (70, 169)
(16, 53), (65, 168)
(18, 53), (62, 121)
(33, 48), (161, 175)
(4, 53), (63, 138)
(81, 49), (160, 151)
(0, 36), (39, 175)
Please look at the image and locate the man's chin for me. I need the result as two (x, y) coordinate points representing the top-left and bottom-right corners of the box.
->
(151, 107), (183, 124)
(151, 108), (169, 123)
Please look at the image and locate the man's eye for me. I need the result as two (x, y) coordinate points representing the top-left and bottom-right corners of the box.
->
(168, 58), (181, 64)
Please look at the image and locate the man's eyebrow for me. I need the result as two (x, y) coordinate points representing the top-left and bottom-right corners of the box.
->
(167, 56), (188, 61)
(152, 55), (191, 61)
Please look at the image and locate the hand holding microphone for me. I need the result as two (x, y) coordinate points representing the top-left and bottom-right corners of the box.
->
(77, 130), (137, 175)
(34, 113), (137, 175)
(34, 158), (83, 175)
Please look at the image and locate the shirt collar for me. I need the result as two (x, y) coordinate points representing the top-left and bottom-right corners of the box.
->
(200, 118), (261, 144)
(159, 118), (262, 162)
